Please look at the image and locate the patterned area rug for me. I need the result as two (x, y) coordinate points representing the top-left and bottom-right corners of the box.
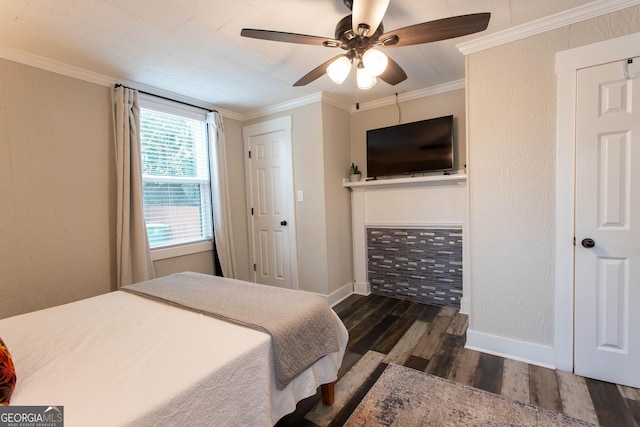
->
(345, 364), (596, 426)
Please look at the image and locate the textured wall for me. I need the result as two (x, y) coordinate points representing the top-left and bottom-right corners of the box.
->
(467, 5), (640, 346)
(322, 103), (354, 295)
(288, 103), (329, 295)
(154, 251), (215, 278)
(0, 59), (114, 318)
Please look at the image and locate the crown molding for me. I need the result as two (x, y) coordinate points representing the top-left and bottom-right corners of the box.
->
(457, 0), (640, 55)
(350, 79), (465, 113)
(321, 93), (352, 113)
(243, 79), (466, 120)
(242, 92), (325, 121)
(212, 107), (245, 121)
(0, 44), (116, 87)
(0, 43), (243, 120)
(230, 92), (352, 122)
(555, 31), (640, 73)
(127, 80), (243, 120)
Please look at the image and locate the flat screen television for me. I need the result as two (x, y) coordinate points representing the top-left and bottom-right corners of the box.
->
(366, 115), (454, 178)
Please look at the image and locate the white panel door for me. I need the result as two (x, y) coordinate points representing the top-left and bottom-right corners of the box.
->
(244, 117), (296, 289)
(575, 57), (640, 388)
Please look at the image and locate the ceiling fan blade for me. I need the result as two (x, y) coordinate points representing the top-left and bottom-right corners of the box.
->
(241, 29), (342, 47)
(379, 13), (491, 47)
(293, 55), (344, 86)
(352, 0), (390, 36)
(378, 56), (407, 86)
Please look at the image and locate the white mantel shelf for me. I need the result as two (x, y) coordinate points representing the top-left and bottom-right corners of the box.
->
(343, 173), (467, 189)
(346, 171), (468, 305)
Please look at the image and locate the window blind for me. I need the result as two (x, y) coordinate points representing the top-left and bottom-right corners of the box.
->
(140, 108), (212, 248)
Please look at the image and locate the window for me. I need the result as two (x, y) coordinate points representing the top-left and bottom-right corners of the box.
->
(139, 95), (213, 250)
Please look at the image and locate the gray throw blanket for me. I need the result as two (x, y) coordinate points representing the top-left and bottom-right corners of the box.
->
(121, 272), (340, 389)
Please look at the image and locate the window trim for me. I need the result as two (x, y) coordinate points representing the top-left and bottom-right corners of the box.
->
(139, 93), (208, 121)
(139, 94), (213, 259)
(150, 240), (214, 261)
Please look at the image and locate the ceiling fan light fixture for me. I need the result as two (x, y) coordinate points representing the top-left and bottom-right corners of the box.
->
(241, 1), (491, 90)
(357, 65), (377, 90)
(362, 49), (388, 76)
(352, 0), (390, 36)
(327, 56), (352, 84)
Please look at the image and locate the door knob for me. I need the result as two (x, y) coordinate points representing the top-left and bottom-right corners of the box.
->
(581, 238), (595, 248)
(280, 220), (288, 226)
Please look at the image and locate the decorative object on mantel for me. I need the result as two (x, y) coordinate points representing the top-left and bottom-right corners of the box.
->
(349, 163), (362, 182)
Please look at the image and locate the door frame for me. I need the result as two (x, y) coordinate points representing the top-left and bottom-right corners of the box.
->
(555, 31), (640, 372)
(242, 115), (299, 289)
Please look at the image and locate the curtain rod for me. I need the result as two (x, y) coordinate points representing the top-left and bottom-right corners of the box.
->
(115, 84), (217, 113)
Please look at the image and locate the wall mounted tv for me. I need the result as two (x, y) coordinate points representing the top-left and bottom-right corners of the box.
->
(366, 115), (454, 178)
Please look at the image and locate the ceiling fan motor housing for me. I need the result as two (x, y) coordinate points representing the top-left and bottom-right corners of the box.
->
(335, 15), (384, 58)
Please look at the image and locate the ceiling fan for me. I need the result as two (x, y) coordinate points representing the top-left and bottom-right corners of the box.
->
(241, 0), (490, 90)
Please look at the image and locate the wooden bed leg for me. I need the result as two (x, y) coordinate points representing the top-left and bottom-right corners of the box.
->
(321, 382), (335, 406)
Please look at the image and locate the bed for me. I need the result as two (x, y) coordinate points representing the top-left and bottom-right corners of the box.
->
(0, 272), (348, 426)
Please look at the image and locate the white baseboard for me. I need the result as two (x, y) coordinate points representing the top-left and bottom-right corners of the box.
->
(465, 329), (556, 369)
(353, 281), (371, 296)
(327, 282), (354, 307)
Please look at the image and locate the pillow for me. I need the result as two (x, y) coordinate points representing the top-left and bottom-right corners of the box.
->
(0, 337), (16, 406)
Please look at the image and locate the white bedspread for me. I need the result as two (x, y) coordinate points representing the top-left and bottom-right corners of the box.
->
(0, 290), (348, 426)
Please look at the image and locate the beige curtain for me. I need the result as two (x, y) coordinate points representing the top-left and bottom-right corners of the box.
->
(114, 86), (155, 287)
(207, 111), (237, 278)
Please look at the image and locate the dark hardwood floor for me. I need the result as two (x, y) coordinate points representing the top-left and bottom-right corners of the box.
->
(276, 294), (640, 427)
